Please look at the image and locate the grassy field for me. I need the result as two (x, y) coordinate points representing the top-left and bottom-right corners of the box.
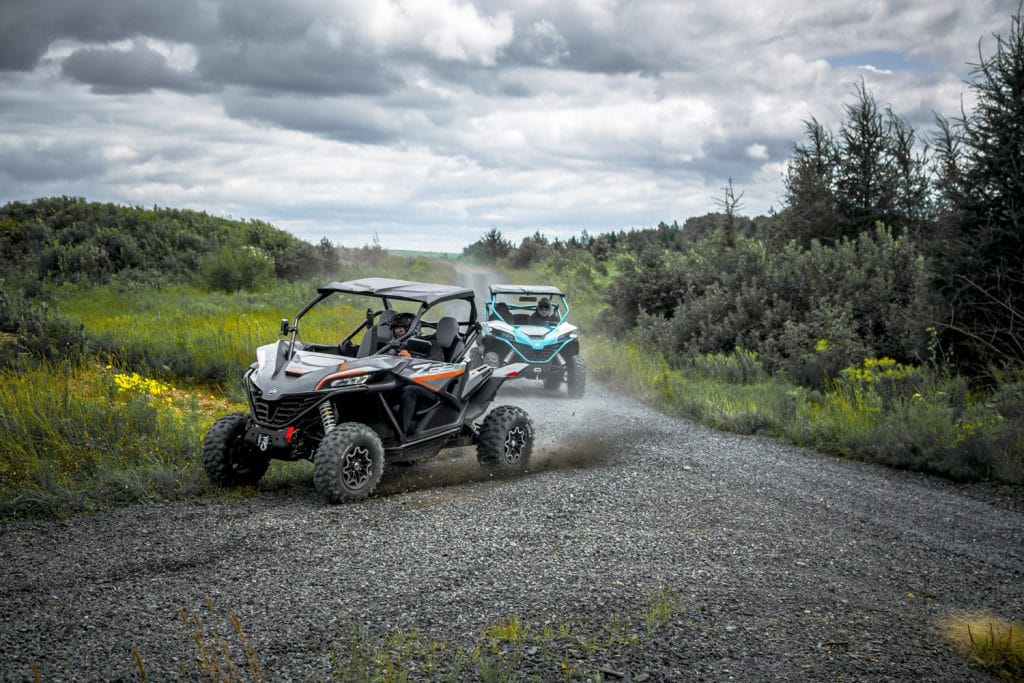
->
(0, 254), (456, 518)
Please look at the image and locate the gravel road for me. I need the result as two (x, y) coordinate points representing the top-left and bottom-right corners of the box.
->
(1, 272), (1022, 681)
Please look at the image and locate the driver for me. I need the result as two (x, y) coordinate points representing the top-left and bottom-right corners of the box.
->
(389, 311), (439, 434)
(529, 297), (554, 324)
(390, 312), (416, 358)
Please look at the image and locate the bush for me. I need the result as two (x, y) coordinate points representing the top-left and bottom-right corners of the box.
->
(0, 283), (86, 365)
(197, 245), (276, 292)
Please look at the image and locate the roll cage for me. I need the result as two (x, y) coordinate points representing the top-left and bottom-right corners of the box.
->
(283, 277), (479, 360)
(485, 284), (570, 327)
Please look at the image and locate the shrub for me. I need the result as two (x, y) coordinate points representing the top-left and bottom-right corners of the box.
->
(197, 244), (276, 292)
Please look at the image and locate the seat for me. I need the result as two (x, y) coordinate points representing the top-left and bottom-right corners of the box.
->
(491, 302), (512, 323)
(428, 316), (464, 362)
(357, 310), (397, 357)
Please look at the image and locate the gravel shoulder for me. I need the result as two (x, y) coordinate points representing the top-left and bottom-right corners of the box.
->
(2, 378), (1023, 681)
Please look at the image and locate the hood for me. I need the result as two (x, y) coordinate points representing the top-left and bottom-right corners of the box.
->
(250, 341), (403, 395)
(483, 321), (578, 349)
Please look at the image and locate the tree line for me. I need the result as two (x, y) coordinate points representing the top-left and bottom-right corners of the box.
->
(465, 9), (1024, 382)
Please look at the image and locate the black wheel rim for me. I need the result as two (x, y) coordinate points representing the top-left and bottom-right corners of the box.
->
(503, 425), (527, 464)
(340, 444), (373, 489)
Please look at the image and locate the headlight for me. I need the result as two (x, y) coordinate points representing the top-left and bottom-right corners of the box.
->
(328, 374), (374, 388)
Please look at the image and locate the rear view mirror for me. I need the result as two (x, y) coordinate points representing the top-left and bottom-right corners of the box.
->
(280, 318), (290, 335)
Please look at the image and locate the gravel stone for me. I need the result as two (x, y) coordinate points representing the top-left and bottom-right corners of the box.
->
(1, 381), (1022, 681)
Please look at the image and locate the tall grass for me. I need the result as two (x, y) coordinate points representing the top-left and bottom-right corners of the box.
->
(585, 337), (1024, 485)
(55, 283), (364, 392)
(0, 361), (237, 518)
(55, 252), (456, 388)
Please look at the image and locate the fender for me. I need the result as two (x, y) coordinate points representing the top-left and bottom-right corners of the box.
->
(465, 363), (527, 422)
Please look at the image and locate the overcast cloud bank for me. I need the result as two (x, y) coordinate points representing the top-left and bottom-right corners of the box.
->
(0, 1), (1018, 251)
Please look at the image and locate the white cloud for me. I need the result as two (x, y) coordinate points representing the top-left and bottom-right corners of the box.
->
(746, 143), (769, 160)
(355, 0), (514, 64)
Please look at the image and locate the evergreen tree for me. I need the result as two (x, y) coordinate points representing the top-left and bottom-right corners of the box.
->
(779, 118), (840, 245)
(937, 8), (1024, 368)
(461, 228), (512, 264)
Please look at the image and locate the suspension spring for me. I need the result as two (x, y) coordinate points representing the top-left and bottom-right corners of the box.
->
(319, 401), (337, 434)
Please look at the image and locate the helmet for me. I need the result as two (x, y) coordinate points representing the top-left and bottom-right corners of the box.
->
(536, 298), (552, 317)
(391, 312), (416, 335)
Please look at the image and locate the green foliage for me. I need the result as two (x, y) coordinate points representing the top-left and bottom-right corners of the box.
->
(462, 228), (513, 264)
(0, 283), (87, 366)
(197, 244), (276, 292)
(778, 82), (932, 246)
(931, 9), (1024, 371)
(580, 331), (1023, 484)
(53, 282), (363, 388)
(0, 196), (338, 289)
(601, 226), (936, 386)
(505, 231), (550, 269)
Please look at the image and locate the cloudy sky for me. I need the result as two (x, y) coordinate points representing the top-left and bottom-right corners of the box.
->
(0, 1), (1018, 251)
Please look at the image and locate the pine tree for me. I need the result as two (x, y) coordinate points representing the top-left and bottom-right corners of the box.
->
(937, 7), (1024, 368)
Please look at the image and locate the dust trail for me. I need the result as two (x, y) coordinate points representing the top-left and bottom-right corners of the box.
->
(372, 427), (628, 499)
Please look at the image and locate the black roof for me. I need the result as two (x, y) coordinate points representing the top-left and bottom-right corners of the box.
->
(318, 277), (475, 306)
(489, 284), (565, 296)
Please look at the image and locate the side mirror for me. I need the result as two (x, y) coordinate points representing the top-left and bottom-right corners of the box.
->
(280, 318), (290, 335)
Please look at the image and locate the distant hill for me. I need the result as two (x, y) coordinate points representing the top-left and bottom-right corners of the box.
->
(390, 248), (460, 260)
(0, 196), (336, 289)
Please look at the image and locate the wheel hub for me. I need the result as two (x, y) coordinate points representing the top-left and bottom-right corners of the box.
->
(340, 444), (372, 488)
(504, 426), (526, 464)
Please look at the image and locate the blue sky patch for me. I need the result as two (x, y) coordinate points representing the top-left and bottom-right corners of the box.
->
(827, 50), (932, 74)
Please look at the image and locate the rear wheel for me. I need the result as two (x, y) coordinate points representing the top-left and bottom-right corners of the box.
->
(313, 423), (385, 503)
(567, 355), (586, 398)
(202, 413), (270, 487)
(484, 351), (501, 368)
(477, 405), (534, 474)
(543, 370), (562, 390)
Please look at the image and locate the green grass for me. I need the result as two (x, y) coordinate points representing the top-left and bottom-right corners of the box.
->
(0, 360), (225, 518)
(54, 282), (364, 391)
(584, 337), (1024, 485)
(53, 253), (456, 389)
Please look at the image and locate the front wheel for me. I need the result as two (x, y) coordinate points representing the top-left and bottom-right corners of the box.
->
(313, 423), (385, 503)
(477, 405), (534, 474)
(567, 355), (586, 398)
(202, 413), (270, 487)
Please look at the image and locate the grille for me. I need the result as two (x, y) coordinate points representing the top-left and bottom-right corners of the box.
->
(511, 345), (560, 364)
(251, 392), (323, 428)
